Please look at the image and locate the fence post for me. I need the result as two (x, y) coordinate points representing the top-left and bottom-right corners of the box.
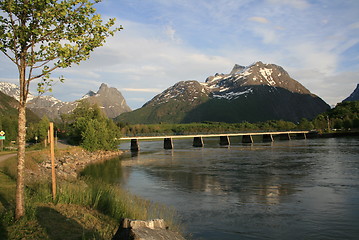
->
(49, 122), (56, 200)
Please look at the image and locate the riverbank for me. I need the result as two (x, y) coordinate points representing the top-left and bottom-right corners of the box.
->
(0, 146), (181, 240)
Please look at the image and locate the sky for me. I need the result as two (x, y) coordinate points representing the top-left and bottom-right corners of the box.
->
(0, 0), (359, 109)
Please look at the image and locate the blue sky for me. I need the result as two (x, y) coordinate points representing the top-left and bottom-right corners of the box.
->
(1, 0), (359, 109)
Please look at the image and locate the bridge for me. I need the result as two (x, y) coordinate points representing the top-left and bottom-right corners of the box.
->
(119, 131), (310, 151)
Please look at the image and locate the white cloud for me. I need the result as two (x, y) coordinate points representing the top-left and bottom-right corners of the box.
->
(1, 0), (358, 110)
(349, 22), (359, 29)
(248, 17), (270, 24)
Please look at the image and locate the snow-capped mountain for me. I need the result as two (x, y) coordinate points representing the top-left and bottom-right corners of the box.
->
(205, 61), (311, 97)
(118, 61), (330, 124)
(0, 82), (131, 120)
(343, 84), (359, 102)
(0, 82), (36, 102)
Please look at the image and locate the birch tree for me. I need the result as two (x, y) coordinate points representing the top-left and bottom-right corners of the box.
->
(0, 0), (121, 219)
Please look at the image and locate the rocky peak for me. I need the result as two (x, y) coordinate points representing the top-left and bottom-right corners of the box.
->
(205, 61), (311, 95)
(97, 83), (110, 94)
(229, 64), (246, 75)
(81, 83), (131, 118)
(0, 81), (131, 120)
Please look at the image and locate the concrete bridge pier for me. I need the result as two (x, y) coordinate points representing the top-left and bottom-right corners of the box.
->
(296, 133), (306, 139)
(220, 136), (230, 145)
(164, 138), (174, 149)
(193, 137), (204, 147)
(279, 133), (291, 140)
(262, 134), (274, 142)
(131, 139), (140, 152)
(242, 135), (253, 143)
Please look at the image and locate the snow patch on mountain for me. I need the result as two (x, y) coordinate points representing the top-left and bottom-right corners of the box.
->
(0, 82), (35, 102)
(213, 88), (254, 100)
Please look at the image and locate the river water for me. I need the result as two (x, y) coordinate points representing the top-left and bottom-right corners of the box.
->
(86, 137), (359, 239)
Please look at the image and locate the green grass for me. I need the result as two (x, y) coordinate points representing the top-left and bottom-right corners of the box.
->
(0, 148), (181, 239)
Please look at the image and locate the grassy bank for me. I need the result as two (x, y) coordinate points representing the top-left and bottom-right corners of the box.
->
(0, 148), (180, 239)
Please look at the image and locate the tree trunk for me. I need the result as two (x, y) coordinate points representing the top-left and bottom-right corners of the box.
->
(15, 52), (27, 220)
(15, 102), (26, 220)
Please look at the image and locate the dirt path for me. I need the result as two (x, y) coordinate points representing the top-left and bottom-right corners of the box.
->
(0, 153), (17, 164)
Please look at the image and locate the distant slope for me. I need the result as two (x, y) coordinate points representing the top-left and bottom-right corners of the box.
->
(0, 91), (39, 123)
(117, 61), (330, 124)
(343, 84), (359, 102)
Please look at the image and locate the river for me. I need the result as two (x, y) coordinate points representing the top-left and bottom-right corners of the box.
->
(85, 137), (359, 239)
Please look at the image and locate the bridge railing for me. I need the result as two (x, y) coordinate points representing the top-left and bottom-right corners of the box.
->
(120, 130), (310, 138)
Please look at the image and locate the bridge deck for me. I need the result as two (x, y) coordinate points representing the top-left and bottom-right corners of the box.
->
(119, 131), (310, 141)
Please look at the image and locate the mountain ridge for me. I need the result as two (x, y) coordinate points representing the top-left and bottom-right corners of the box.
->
(118, 61), (330, 124)
(0, 82), (131, 120)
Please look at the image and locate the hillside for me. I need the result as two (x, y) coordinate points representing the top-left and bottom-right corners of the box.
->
(343, 84), (359, 102)
(0, 91), (39, 123)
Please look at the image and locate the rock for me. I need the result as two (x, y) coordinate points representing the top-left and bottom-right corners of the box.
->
(112, 218), (186, 240)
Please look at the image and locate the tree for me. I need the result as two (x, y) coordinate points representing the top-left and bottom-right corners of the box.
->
(64, 101), (120, 151)
(27, 116), (50, 144)
(0, 0), (121, 219)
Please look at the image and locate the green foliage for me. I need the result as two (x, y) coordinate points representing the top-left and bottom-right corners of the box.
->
(63, 101), (120, 151)
(297, 118), (314, 130)
(0, 115), (18, 146)
(313, 101), (359, 131)
(119, 120), (300, 137)
(26, 116), (50, 143)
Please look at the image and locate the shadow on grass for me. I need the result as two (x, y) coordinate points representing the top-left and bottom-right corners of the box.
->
(36, 206), (104, 240)
(0, 220), (8, 240)
(0, 192), (11, 210)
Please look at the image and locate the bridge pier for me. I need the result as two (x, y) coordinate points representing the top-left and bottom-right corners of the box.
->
(193, 137), (204, 147)
(131, 139), (140, 152)
(164, 138), (174, 149)
(262, 134), (274, 142)
(242, 135), (253, 143)
(279, 133), (291, 140)
(220, 136), (230, 145)
(296, 133), (306, 139)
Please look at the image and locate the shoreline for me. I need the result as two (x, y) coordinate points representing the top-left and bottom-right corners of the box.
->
(37, 146), (124, 180)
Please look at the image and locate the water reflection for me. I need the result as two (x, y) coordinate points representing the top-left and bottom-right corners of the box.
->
(86, 137), (359, 240)
(81, 157), (125, 184)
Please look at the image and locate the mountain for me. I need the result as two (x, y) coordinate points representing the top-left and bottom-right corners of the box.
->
(0, 82), (131, 120)
(343, 84), (359, 102)
(0, 91), (40, 123)
(117, 61), (330, 124)
(80, 83), (131, 118)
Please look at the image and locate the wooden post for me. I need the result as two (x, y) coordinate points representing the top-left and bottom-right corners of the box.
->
(0, 139), (3, 151)
(49, 122), (56, 201)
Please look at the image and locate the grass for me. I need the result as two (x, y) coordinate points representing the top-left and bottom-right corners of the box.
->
(0, 147), (181, 239)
